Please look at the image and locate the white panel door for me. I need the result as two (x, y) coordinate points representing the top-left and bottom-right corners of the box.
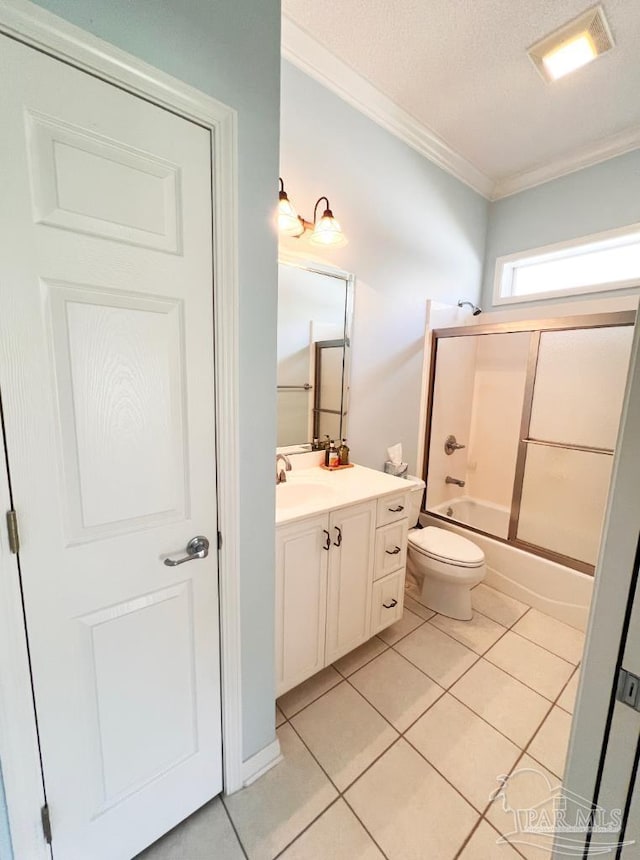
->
(275, 515), (329, 696)
(0, 36), (221, 860)
(325, 501), (376, 664)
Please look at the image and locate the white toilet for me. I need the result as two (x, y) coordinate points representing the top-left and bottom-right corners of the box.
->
(404, 477), (486, 620)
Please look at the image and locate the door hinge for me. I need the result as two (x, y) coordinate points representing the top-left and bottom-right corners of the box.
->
(6, 509), (19, 554)
(41, 803), (52, 845)
(617, 667), (640, 712)
(217, 531), (223, 550)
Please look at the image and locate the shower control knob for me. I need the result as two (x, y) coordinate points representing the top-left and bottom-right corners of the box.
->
(445, 435), (466, 456)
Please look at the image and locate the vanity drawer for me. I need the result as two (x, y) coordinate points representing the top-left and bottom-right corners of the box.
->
(374, 519), (408, 580)
(371, 569), (405, 634)
(376, 492), (410, 527)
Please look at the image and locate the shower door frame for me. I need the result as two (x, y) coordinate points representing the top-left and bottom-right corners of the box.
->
(422, 310), (636, 575)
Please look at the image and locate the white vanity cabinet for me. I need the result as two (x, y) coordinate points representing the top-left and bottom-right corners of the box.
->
(325, 500), (376, 664)
(275, 513), (329, 695)
(276, 484), (411, 697)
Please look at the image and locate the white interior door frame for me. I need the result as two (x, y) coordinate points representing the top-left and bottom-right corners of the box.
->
(0, 1), (243, 852)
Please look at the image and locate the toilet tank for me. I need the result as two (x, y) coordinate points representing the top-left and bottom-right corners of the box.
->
(404, 474), (426, 527)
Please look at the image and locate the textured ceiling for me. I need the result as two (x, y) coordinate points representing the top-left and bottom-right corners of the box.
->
(282, 0), (640, 184)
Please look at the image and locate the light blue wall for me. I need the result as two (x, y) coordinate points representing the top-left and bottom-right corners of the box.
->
(280, 60), (488, 473)
(29, 0), (281, 760)
(0, 765), (12, 860)
(482, 150), (640, 309)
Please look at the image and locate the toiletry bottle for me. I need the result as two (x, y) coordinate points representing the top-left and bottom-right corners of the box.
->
(338, 439), (350, 465)
(326, 441), (340, 468)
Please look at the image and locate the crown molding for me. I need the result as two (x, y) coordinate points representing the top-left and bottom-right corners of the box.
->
(281, 16), (494, 199)
(491, 123), (640, 200)
(283, 16), (640, 204)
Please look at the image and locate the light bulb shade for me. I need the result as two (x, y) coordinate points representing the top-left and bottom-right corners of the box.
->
(310, 208), (347, 247)
(277, 192), (304, 237)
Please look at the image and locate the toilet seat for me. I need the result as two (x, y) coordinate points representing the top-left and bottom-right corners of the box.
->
(408, 526), (484, 569)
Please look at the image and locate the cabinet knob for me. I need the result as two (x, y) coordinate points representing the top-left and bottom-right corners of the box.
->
(383, 598), (398, 609)
(322, 529), (331, 551)
(385, 546), (401, 555)
(333, 526), (342, 547)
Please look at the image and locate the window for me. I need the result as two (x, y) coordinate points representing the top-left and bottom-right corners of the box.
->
(494, 224), (640, 305)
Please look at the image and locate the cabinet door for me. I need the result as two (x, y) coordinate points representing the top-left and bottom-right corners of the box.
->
(325, 501), (376, 664)
(276, 514), (329, 697)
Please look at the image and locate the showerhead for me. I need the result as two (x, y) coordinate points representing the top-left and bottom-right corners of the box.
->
(457, 300), (482, 316)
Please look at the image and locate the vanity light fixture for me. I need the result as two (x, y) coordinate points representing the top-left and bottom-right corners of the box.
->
(277, 178), (347, 247)
(277, 178), (305, 237)
(528, 5), (614, 83)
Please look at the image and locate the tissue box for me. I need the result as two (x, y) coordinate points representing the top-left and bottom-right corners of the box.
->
(384, 460), (408, 478)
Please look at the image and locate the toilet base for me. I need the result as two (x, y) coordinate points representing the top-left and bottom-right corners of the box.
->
(420, 575), (473, 620)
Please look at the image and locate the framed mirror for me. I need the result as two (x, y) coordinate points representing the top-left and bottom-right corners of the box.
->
(277, 260), (354, 452)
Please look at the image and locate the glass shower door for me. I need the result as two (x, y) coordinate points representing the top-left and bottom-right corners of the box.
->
(425, 331), (532, 539)
(514, 325), (634, 567)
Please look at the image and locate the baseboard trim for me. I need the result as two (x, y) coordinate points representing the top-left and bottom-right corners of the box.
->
(239, 738), (282, 789)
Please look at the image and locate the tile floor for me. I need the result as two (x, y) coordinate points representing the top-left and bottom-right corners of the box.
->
(139, 584), (584, 860)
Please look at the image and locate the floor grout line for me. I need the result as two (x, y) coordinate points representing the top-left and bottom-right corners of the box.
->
(451, 814), (484, 859)
(332, 637), (390, 679)
(281, 718), (394, 860)
(339, 794), (394, 860)
(277, 669), (344, 719)
(265, 594), (584, 860)
(278, 682), (482, 857)
(270, 796), (343, 860)
(220, 795), (250, 860)
(376, 613), (428, 648)
(501, 625), (583, 667)
(477, 652), (582, 854)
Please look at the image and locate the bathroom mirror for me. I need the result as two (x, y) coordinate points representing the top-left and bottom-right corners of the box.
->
(276, 260), (354, 451)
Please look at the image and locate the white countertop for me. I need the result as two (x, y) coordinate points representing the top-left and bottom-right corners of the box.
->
(275, 463), (413, 525)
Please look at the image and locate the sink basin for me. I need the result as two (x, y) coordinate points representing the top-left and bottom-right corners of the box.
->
(276, 481), (336, 509)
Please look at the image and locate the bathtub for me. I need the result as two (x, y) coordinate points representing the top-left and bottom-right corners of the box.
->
(421, 496), (593, 632)
(431, 497), (510, 539)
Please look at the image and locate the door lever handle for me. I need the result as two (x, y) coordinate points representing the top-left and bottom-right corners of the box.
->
(164, 535), (210, 566)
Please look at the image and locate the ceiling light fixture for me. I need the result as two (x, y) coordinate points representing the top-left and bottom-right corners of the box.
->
(528, 5), (614, 83)
(277, 178), (347, 247)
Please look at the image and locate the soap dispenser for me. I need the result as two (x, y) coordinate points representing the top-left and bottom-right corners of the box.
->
(338, 439), (350, 465)
(326, 440), (340, 467)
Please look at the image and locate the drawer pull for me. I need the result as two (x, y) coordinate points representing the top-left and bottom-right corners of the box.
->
(383, 598), (398, 609)
(385, 546), (401, 555)
(323, 529), (331, 551)
(333, 526), (342, 547)
(388, 505), (404, 512)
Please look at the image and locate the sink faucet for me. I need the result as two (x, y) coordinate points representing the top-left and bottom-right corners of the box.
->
(276, 453), (292, 485)
(445, 476), (465, 487)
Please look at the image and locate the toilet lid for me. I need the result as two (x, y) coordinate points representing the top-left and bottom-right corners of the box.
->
(409, 526), (484, 566)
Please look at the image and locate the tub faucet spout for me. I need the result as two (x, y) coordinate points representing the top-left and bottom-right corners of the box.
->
(445, 476), (465, 487)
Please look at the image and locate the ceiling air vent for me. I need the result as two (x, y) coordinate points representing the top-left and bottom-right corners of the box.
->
(528, 5), (614, 83)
